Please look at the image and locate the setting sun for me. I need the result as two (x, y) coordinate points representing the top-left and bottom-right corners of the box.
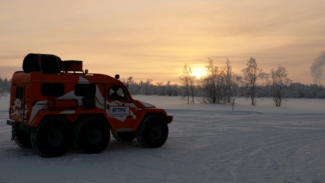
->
(191, 68), (206, 79)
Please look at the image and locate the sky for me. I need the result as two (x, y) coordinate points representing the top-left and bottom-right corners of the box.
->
(1, 0), (325, 85)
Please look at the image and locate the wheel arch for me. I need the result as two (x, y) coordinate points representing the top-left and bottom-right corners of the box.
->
(141, 111), (173, 124)
(132, 111), (170, 130)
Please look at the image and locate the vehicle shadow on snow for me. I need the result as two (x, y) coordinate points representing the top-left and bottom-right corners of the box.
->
(1, 137), (145, 159)
(73, 139), (142, 157)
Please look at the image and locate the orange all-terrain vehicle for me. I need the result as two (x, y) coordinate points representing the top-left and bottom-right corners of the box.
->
(7, 53), (173, 157)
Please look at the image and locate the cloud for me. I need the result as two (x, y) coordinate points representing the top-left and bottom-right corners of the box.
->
(310, 51), (325, 84)
(1, 0), (325, 83)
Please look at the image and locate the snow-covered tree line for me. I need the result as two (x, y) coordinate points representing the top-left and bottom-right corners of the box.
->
(0, 78), (11, 97)
(120, 76), (325, 100)
(121, 77), (180, 96)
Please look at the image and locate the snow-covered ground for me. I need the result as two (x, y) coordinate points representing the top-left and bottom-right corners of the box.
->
(1, 95), (325, 183)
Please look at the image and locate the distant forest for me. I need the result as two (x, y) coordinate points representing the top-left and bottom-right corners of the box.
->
(1, 77), (325, 99)
(122, 78), (325, 98)
(1, 63), (325, 100)
(0, 77), (11, 96)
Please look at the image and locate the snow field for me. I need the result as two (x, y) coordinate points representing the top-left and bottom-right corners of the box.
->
(0, 95), (325, 183)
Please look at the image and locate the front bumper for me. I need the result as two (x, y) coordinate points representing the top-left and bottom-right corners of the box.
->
(7, 120), (32, 133)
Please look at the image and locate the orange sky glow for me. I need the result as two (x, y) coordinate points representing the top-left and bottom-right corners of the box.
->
(1, 0), (325, 85)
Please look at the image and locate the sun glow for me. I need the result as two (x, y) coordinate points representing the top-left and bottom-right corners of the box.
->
(191, 68), (206, 79)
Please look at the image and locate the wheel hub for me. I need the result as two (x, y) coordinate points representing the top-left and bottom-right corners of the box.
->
(150, 126), (162, 140)
(47, 130), (63, 147)
(87, 128), (103, 144)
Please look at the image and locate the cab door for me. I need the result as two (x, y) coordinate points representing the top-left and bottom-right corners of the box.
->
(107, 86), (135, 131)
(11, 83), (29, 123)
(107, 86), (129, 118)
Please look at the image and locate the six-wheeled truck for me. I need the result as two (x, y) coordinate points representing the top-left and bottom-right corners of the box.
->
(7, 53), (173, 157)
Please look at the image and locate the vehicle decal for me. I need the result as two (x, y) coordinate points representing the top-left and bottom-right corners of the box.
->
(110, 107), (129, 116)
(57, 90), (83, 105)
(14, 99), (22, 108)
(95, 85), (105, 109)
(30, 100), (47, 124)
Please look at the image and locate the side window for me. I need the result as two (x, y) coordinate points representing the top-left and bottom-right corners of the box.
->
(74, 84), (96, 96)
(41, 83), (64, 96)
(109, 86), (126, 100)
(15, 86), (24, 99)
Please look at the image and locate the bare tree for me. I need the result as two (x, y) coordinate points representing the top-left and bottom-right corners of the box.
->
(179, 64), (195, 104)
(189, 76), (195, 104)
(201, 58), (237, 104)
(270, 66), (292, 107)
(225, 59), (233, 103)
(201, 58), (218, 103)
(201, 58), (226, 104)
(241, 57), (267, 106)
(179, 64), (190, 104)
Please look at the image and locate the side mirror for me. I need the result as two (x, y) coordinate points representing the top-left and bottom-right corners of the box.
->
(115, 74), (120, 79)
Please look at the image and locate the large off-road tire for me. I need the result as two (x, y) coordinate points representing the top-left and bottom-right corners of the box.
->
(136, 115), (169, 148)
(30, 118), (72, 157)
(12, 126), (32, 149)
(111, 130), (136, 142)
(74, 117), (110, 154)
